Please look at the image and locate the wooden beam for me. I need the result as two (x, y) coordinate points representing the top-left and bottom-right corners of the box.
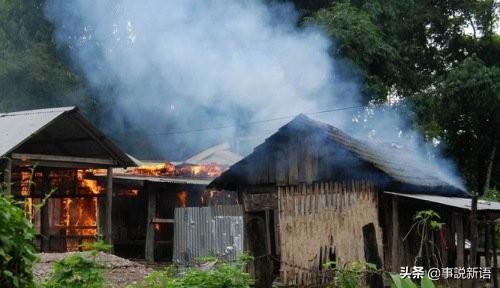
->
(11, 153), (116, 166)
(145, 187), (157, 262)
(453, 212), (465, 267)
(391, 196), (400, 271)
(105, 167), (113, 247)
(13, 160), (110, 169)
(20, 194), (104, 199)
(242, 192), (278, 212)
(151, 218), (174, 224)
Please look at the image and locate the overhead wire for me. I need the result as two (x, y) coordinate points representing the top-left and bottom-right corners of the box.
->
(127, 104), (366, 136)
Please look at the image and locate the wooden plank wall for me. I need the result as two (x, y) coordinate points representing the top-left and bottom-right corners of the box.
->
(278, 180), (382, 286)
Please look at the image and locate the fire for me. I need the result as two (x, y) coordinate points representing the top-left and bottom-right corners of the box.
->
(20, 171), (31, 196)
(53, 170), (102, 250)
(77, 170), (103, 194)
(177, 191), (188, 207)
(61, 198), (72, 227)
(200, 189), (239, 206)
(155, 223), (161, 231)
(126, 162), (176, 176)
(16, 168), (104, 251)
(118, 188), (139, 197)
(116, 162), (223, 178)
(176, 163), (222, 177)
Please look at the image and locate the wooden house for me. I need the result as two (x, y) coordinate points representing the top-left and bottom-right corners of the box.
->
(0, 107), (135, 252)
(210, 114), (500, 287)
(91, 143), (242, 262)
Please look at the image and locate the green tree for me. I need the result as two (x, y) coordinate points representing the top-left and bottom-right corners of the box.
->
(301, 0), (499, 193)
(419, 56), (499, 194)
(0, 0), (90, 112)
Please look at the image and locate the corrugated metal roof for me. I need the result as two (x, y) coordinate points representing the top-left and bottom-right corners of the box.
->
(385, 191), (500, 211)
(0, 107), (72, 156)
(111, 174), (212, 185)
(0, 107), (135, 167)
(184, 143), (242, 166)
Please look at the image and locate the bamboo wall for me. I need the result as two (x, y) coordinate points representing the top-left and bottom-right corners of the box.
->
(278, 180), (382, 286)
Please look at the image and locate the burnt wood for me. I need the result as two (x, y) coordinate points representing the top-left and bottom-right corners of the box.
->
(242, 192), (278, 212)
(363, 223), (383, 288)
(40, 168), (50, 252)
(105, 167), (113, 248)
(145, 187), (157, 262)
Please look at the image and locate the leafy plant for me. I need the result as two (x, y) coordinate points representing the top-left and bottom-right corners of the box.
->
(0, 192), (37, 288)
(41, 240), (111, 288)
(324, 261), (379, 288)
(128, 254), (254, 288)
(403, 210), (444, 268)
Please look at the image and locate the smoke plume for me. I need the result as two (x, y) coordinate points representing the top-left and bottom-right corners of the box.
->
(43, 0), (465, 190)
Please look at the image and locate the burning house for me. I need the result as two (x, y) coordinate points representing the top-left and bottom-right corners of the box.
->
(210, 114), (500, 287)
(91, 143), (243, 262)
(0, 107), (135, 252)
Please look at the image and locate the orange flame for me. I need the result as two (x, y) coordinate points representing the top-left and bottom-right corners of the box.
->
(177, 164), (222, 177)
(126, 162), (176, 176)
(177, 191), (188, 208)
(112, 162), (223, 178)
(20, 171), (31, 196)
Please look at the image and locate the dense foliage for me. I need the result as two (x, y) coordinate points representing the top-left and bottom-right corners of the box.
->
(41, 241), (111, 288)
(128, 255), (253, 288)
(0, 192), (37, 288)
(41, 253), (105, 288)
(0, 0), (90, 111)
(299, 0), (499, 194)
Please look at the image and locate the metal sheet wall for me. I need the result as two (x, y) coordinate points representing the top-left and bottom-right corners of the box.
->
(173, 205), (244, 263)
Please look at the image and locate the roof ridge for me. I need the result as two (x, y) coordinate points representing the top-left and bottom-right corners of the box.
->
(0, 106), (76, 117)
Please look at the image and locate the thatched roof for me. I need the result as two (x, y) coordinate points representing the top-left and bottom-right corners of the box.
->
(210, 114), (468, 197)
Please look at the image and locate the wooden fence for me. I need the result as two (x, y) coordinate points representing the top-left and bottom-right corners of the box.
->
(277, 181), (382, 286)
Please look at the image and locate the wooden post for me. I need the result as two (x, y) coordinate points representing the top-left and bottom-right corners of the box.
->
(470, 195), (479, 267)
(363, 223), (383, 288)
(486, 222), (491, 267)
(2, 158), (12, 195)
(391, 196), (400, 271)
(41, 168), (50, 252)
(105, 167), (113, 247)
(491, 222), (498, 288)
(98, 195), (106, 240)
(145, 187), (156, 262)
(454, 213), (465, 267)
(264, 209), (272, 255)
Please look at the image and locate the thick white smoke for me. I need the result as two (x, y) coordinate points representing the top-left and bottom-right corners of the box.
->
(44, 0), (465, 190)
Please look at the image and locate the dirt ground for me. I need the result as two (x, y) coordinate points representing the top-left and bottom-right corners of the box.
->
(34, 252), (154, 287)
